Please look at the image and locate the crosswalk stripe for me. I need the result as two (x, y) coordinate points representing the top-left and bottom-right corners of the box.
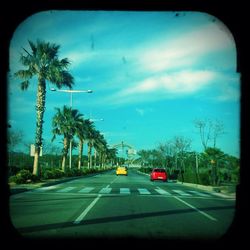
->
(57, 187), (76, 193)
(138, 188), (151, 195)
(32, 185), (215, 198)
(99, 188), (112, 194)
(155, 188), (171, 195)
(78, 187), (95, 193)
(188, 191), (211, 197)
(35, 185), (59, 191)
(172, 190), (192, 196)
(120, 188), (130, 194)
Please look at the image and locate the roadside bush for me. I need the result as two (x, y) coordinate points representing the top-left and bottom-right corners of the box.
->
(9, 169), (33, 184)
(42, 168), (65, 179)
(198, 171), (211, 186)
(169, 170), (179, 180)
(138, 167), (152, 174)
(181, 169), (198, 184)
(231, 167), (240, 184)
(8, 165), (21, 176)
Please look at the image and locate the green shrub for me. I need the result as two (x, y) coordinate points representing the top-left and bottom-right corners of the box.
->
(9, 169), (33, 184)
(42, 168), (65, 179)
(198, 171), (211, 185)
(138, 167), (152, 174)
(182, 169), (198, 184)
(231, 167), (240, 183)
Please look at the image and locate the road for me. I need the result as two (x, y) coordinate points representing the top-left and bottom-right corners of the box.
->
(9, 168), (236, 240)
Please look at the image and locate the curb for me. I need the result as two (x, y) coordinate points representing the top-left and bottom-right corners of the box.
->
(136, 170), (236, 198)
(176, 181), (236, 198)
(9, 174), (100, 195)
(9, 169), (116, 195)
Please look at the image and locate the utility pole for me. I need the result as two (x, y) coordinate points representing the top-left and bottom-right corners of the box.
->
(195, 153), (199, 184)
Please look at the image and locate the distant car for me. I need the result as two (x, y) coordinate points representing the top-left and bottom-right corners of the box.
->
(116, 166), (128, 176)
(150, 168), (167, 182)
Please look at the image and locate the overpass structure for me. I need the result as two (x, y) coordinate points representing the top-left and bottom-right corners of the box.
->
(111, 141), (138, 165)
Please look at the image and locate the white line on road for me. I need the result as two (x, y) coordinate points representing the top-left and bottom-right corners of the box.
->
(155, 187), (171, 195)
(172, 190), (192, 196)
(73, 194), (101, 224)
(173, 196), (217, 221)
(99, 187), (112, 194)
(120, 188), (130, 194)
(188, 191), (211, 197)
(35, 185), (59, 191)
(57, 187), (76, 193)
(138, 188), (151, 195)
(78, 187), (95, 193)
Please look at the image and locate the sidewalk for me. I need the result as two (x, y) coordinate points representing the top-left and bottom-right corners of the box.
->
(137, 170), (237, 199)
(9, 176), (82, 195)
(176, 181), (237, 199)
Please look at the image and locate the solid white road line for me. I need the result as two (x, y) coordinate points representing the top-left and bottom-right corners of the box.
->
(173, 196), (217, 221)
(73, 194), (101, 224)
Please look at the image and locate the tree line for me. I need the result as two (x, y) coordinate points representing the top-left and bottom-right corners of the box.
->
(136, 134), (239, 186)
(9, 39), (119, 179)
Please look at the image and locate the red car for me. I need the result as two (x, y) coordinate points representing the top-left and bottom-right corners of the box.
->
(150, 168), (168, 182)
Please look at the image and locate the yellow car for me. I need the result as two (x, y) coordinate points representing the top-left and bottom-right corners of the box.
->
(116, 166), (128, 176)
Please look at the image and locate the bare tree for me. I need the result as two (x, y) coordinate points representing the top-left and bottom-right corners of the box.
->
(194, 119), (212, 150)
(211, 119), (225, 148)
(194, 118), (224, 150)
(157, 140), (175, 168)
(172, 136), (192, 172)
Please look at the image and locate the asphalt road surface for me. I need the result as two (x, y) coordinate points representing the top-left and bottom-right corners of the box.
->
(9, 168), (236, 240)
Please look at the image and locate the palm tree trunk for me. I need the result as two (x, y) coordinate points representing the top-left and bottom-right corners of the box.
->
(87, 142), (90, 169)
(94, 148), (97, 168)
(33, 77), (46, 176)
(62, 156), (66, 172)
(33, 152), (39, 175)
(88, 143), (93, 169)
(78, 140), (83, 169)
(62, 137), (69, 172)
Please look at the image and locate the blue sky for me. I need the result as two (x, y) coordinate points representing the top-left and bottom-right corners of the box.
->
(8, 10), (240, 157)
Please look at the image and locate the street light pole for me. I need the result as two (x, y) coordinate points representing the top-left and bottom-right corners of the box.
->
(50, 87), (93, 169)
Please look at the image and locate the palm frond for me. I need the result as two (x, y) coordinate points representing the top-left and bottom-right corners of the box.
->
(14, 69), (33, 80)
(60, 58), (71, 68)
(20, 80), (30, 90)
(28, 40), (37, 55)
(19, 53), (33, 67)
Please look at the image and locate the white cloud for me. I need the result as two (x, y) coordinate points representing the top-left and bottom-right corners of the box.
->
(138, 23), (235, 73)
(120, 70), (215, 96)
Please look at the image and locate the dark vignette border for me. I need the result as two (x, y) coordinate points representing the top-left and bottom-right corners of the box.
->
(1, 0), (248, 248)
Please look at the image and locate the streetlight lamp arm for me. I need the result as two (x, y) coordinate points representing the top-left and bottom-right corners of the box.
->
(50, 88), (93, 93)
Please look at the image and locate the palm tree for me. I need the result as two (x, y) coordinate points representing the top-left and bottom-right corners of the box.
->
(93, 131), (106, 168)
(203, 147), (226, 186)
(76, 118), (94, 169)
(86, 127), (100, 169)
(14, 40), (74, 175)
(51, 106), (83, 172)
